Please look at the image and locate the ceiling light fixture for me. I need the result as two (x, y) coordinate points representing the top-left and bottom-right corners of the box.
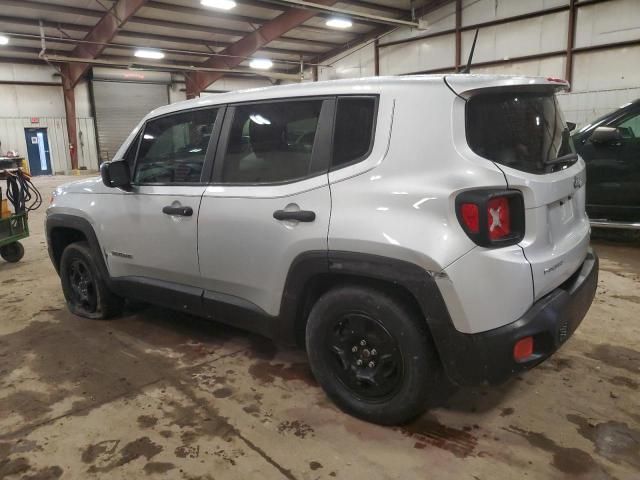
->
(201, 0), (237, 10)
(0, 35), (9, 45)
(249, 58), (273, 70)
(326, 18), (352, 29)
(134, 49), (165, 59)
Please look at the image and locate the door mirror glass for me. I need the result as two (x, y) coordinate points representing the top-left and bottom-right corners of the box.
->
(101, 160), (131, 189)
(566, 121), (576, 132)
(590, 126), (621, 144)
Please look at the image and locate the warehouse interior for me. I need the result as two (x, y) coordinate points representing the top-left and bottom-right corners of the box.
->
(0, 0), (639, 478)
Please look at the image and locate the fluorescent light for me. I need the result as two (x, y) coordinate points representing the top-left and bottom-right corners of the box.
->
(326, 18), (352, 29)
(250, 114), (271, 125)
(0, 35), (9, 45)
(143, 134), (155, 140)
(134, 49), (164, 59)
(249, 58), (273, 70)
(201, 0), (236, 10)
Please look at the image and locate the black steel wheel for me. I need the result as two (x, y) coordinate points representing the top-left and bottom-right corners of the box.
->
(60, 241), (123, 319)
(67, 258), (98, 313)
(0, 241), (24, 263)
(306, 285), (441, 425)
(325, 312), (403, 401)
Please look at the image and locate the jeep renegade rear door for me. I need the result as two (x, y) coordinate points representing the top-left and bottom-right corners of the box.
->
(198, 97), (333, 317)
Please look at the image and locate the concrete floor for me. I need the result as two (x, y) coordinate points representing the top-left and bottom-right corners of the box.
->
(0, 175), (639, 480)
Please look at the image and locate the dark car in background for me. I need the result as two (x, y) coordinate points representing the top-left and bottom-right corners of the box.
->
(573, 99), (640, 230)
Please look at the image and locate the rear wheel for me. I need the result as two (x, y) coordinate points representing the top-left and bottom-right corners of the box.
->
(306, 285), (440, 425)
(60, 241), (123, 319)
(0, 241), (24, 263)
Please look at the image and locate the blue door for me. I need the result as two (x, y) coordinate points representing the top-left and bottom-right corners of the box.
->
(24, 128), (52, 175)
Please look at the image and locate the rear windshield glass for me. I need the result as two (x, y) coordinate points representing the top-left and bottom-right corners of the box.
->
(466, 91), (575, 174)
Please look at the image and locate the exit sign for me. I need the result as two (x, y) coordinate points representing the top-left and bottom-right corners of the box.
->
(30, 117), (39, 124)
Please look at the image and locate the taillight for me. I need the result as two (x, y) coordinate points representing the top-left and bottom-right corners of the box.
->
(460, 203), (479, 233)
(487, 196), (510, 240)
(455, 189), (524, 247)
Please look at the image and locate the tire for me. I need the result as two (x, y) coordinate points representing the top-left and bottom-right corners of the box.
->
(59, 241), (123, 319)
(306, 284), (440, 425)
(0, 241), (24, 263)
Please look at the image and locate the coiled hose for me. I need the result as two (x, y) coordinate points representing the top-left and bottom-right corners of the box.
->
(5, 170), (42, 213)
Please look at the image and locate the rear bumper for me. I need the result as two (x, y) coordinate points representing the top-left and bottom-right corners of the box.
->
(434, 249), (598, 386)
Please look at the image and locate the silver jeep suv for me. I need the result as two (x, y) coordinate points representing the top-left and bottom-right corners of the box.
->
(46, 75), (598, 424)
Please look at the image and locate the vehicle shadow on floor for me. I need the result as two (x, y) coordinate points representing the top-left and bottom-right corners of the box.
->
(108, 302), (518, 417)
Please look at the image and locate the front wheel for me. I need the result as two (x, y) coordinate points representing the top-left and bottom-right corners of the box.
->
(306, 285), (441, 425)
(59, 241), (123, 319)
(0, 241), (24, 263)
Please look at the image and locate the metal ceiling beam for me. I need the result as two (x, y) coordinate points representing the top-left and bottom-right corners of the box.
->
(340, 0), (410, 17)
(116, 31), (316, 58)
(2, 0), (104, 18)
(145, 0), (374, 31)
(6, 0), (354, 48)
(60, 0), (148, 171)
(0, 18), (316, 58)
(253, 0), (421, 27)
(188, 0), (340, 96)
(127, 16), (341, 48)
(0, 15), (91, 33)
(311, 0), (451, 69)
(64, 0), (149, 88)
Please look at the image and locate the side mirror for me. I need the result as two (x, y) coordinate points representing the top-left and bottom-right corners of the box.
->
(566, 121), (576, 132)
(590, 126), (622, 144)
(101, 161), (131, 189)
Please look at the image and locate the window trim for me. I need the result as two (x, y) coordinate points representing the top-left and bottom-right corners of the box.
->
(130, 105), (225, 187)
(210, 96), (335, 186)
(329, 95), (379, 172)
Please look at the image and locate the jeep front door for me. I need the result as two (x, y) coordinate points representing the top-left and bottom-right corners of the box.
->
(99, 107), (222, 288)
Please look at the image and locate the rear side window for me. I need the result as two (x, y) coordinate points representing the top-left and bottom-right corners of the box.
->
(133, 108), (218, 184)
(221, 100), (323, 184)
(332, 97), (376, 169)
(466, 92), (575, 174)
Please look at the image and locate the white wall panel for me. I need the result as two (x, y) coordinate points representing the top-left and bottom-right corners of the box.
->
(558, 87), (640, 126)
(380, 33), (456, 74)
(462, 0), (568, 25)
(461, 11), (568, 63)
(318, 43), (376, 80)
(384, 1), (456, 43)
(571, 45), (640, 91)
(0, 116), (97, 173)
(470, 54), (565, 77)
(575, 0), (640, 48)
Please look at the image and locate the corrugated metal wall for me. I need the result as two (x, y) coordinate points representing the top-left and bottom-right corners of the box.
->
(0, 117), (99, 173)
(316, 0), (640, 127)
(0, 71), (99, 174)
(92, 80), (169, 163)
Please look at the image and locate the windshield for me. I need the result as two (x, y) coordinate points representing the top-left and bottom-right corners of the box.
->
(466, 91), (575, 174)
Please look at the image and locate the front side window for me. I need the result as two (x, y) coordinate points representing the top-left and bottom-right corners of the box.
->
(332, 97), (376, 169)
(615, 112), (640, 138)
(467, 91), (575, 174)
(221, 100), (323, 184)
(134, 108), (218, 184)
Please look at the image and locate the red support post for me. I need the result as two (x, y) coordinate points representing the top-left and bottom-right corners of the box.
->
(61, 64), (79, 171)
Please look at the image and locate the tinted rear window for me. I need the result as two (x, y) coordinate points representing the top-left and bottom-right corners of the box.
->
(466, 92), (575, 174)
(333, 97), (376, 169)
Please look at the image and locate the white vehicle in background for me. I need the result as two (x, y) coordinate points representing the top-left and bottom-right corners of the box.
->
(46, 74), (598, 424)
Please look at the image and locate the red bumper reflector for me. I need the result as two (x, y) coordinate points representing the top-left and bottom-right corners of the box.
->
(513, 336), (534, 361)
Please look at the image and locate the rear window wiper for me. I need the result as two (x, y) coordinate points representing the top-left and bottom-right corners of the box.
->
(544, 153), (578, 167)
